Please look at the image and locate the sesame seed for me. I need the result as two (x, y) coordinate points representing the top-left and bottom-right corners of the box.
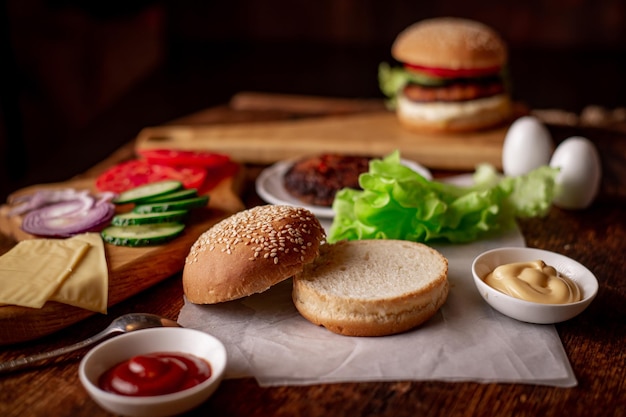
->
(184, 205), (325, 266)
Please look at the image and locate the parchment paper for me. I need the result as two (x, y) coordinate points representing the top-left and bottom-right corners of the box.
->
(178, 226), (577, 387)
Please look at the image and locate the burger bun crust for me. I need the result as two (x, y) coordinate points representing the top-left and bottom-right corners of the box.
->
(293, 240), (449, 337)
(392, 17), (507, 69)
(183, 205), (326, 304)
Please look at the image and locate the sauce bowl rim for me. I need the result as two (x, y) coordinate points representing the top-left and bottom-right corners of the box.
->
(79, 327), (227, 405)
(471, 247), (598, 324)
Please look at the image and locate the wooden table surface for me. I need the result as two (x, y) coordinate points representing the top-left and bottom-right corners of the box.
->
(0, 94), (625, 417)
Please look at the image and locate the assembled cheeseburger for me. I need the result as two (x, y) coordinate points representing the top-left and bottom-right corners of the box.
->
(379, 17), (512, 132)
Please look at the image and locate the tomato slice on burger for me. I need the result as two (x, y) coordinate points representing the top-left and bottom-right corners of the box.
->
(137, 149), (232, 168)
(404, 63), (501, 78)
(95, 160), (207, 193)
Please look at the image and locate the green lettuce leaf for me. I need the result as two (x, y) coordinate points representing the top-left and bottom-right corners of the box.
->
(378, 63), (445, 108)
(327, 151), (558, 244)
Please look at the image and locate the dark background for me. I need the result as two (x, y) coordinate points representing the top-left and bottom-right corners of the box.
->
(1, 0), (625, 200)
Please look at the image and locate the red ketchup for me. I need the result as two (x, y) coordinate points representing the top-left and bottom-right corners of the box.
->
(98, 352), (212, 396)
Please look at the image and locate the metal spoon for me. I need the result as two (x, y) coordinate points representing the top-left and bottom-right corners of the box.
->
(0, 313), (181, 374)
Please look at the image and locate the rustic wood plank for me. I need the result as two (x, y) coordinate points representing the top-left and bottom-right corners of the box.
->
(134, 111), (511, 170)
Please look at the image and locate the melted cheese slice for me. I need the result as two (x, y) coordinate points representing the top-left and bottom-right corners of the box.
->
(0, 233), (108, 312)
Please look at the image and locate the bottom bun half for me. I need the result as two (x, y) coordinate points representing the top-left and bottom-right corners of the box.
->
(292, 239), (449, 336)
(397, 94), (512, 132)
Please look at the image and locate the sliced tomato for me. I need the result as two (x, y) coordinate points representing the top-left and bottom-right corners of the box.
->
(404, 63), (501, 79)
(95, 160), (207, 193)
(137, 149), (231, 168)
(197, 160), (240, 194)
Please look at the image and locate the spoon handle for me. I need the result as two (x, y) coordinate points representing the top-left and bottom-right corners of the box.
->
(0, 329), (114, 374)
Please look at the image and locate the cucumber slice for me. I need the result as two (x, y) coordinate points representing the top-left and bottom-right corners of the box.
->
(111, 209), (188, 226)
(113, 180), (183, 205)
(141, 188), (198, 203)
(133, 195), (209, 214)
(101, 223), (185, 246)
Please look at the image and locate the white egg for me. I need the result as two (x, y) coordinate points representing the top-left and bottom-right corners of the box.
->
(549, 136), (602, 209)
(502, 116), (553, 176)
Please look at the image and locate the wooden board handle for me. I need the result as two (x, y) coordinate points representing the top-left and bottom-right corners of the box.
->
(229, 92), (386, 115)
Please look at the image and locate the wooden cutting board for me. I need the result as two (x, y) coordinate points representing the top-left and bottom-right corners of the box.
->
(135, 111), (510, 170)
(0, 174), (245, 345)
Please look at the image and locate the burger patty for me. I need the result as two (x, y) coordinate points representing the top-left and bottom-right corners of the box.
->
(283, 154), (371, 207)
(403, 80), (505, 103)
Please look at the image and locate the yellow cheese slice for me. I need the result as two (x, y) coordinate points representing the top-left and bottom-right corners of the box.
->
(49, 233), (109, 313)
(0, 237), (91, 308)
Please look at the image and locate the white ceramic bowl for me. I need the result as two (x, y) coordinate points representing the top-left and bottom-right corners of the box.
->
(472, 247), (598, 324)
(79, 327), (227, 417)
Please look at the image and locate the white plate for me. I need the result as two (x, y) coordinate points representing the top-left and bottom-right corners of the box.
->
(255, 158), (432, 218)
(441, 173), (474, 186)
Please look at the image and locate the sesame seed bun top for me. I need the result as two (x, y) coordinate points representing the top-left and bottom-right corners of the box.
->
(392, 17), (507, 70)
(183, 205), (326, 304)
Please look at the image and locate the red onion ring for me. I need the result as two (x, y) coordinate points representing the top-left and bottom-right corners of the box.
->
(20, 198), (115, 237)
(7, 188), (101, 216)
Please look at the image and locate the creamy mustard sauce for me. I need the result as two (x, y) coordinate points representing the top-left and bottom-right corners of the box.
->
(484, 260), (581, 304)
